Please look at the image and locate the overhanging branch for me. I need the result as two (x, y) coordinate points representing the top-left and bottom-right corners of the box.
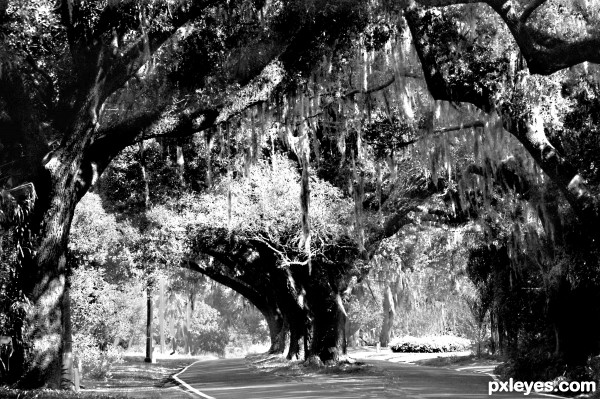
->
(181, 259), (270, 312)
(520, 0), (547, 23)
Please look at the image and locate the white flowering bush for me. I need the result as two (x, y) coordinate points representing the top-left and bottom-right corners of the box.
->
(389, 335), (472, 353)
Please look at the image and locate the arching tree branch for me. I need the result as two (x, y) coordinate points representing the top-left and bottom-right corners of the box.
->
(404, 4), (600, 228)
(181, 259), (270, 312)
(410, 0), (600, 75)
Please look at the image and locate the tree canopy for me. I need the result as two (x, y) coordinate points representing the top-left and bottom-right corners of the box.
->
(1, 0), (600, 389)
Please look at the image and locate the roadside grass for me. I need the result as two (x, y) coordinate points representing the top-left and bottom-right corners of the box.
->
(81, 353), (200, 390)
(246, 353), (306, 377)
(247, 352), (376, 378)
(0, 353), (202, 399)
(0, 388), (126, 399)
(414, 353), (502, 368)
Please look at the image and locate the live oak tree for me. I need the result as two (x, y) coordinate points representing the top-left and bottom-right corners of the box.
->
(180, 142), (457, 362)
(2, 0), (600, 388)
(96, 135), (296, 354)
(183, 156), (360, 362)
(400, 1), (600, 369)
(0, 0), (372, 386)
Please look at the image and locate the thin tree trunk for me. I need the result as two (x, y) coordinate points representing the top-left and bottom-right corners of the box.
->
(127, 334), (134, 351)
(345, 318), (361, 348)
(59, 266), (76, 390)
(144, 286), (154, 362)
(379, 284), (395, 347)
(171, 332), (177, 355)
(159, 279), (165, 354)
(497, 312), (506, 355)
(176, 145), (185, 185)
(489, 310), (497, 355)
(185, 300), (191, 355)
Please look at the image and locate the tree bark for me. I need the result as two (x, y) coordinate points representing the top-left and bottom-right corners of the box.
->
(285, 313), (307, 360)
(59, 269), (75, 390)
(269, 269), (308, 361)
(18, 137), (94, 387)
(309, 293), (347, 363)
(140, 140), (154, 363)
(263, 309), (287, 354)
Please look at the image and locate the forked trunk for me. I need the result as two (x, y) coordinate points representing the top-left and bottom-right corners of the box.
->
(286, 315), (306, 360)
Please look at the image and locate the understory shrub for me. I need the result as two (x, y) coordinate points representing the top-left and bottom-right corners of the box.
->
(189, 303), (229, 355)
(389, 335), (472, 353)
(73, 333), (123, 380)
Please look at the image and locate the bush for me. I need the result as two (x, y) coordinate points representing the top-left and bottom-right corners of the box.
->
(496, 352), (600, 387)
(389, 335), (472, 353)
(73, 333), (123, 380)
(189, 303), (229, 355)
(0, 388), (126, 398)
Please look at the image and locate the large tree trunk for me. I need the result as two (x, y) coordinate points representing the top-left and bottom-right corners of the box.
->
(269, 270), (307, 360)
(17, 137), (95, 387)
(262, 309), (287, 354)
(306, 266), (348, 364)
(19, 251), (71, 388)
(286, 314), (306, 360)
(309, 292), (347, 364)
(550, 285), (600, 365)
(303, 259), (358, 364)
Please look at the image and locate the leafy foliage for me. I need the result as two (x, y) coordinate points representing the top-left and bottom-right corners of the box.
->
(70, 267), (142, 351)
(389, 335), (471, 353)
(185, 155), (354, 265)
(2, 0), (600, 386)
(72, 333), (123, 380)
(187, 302), (229, 356)
(0, 187), (34, 381)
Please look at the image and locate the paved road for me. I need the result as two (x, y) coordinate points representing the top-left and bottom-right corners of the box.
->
(176, 358), (554, 399)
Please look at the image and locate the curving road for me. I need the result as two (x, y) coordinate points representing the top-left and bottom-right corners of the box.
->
(175, 357), (555, 399)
